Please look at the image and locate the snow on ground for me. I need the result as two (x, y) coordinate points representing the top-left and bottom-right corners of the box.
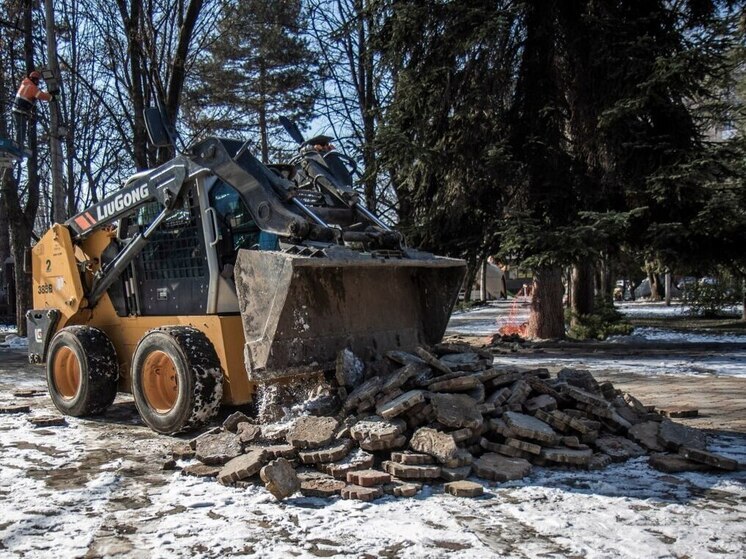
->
(0, 335), (28, 349)
(1, 301), (745, 558)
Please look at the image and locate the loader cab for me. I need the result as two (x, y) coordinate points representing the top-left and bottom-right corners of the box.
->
(112, 175), (266, 318)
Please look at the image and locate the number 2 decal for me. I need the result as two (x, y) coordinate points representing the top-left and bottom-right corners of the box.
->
(45, 259), (51, 273)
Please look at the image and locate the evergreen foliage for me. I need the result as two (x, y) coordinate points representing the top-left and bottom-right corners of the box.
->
(184, 0), (319, 162)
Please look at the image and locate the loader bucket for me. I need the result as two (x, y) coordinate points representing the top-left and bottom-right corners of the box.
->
(234, 249), (467, 382)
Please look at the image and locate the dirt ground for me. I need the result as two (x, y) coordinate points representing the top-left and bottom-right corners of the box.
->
(1, 303), (745, 558)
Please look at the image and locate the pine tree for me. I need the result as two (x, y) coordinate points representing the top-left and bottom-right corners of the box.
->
(185, 0), (319, 162)
(377, 0), (519, 291)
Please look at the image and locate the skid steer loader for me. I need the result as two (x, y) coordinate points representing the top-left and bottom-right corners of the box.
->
(27, 110), (466, 434)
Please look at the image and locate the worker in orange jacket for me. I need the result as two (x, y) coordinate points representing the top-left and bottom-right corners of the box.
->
(14, 70), (54, 151)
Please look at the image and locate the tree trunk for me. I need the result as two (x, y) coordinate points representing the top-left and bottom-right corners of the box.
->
(45, 0), (67, 223)
(461, 253), (479, 303)
(570, 260), (594, 325)
(645, 263), (660, 301)
(116, 0), (148, 170)
(742, 278), (745, 322)
(664, 272), (672, 306)
(258, 64), (268, 164)
(526, 267), (565, 339)
(479, 258), (488, 301)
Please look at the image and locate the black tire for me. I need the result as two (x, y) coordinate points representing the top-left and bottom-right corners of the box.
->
(46, 326), (119, 416)
(131, 326), (223, 434)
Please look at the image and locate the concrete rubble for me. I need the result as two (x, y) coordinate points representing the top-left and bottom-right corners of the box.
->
(167, 344), (741, 501)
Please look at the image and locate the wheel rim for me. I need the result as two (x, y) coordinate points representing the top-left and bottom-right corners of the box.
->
(141, 350), (178, 413)
(52, 346), (81, 400)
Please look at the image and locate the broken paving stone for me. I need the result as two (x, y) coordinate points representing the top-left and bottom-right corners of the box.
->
(486, 371), (524, 390)
(414, 346), (451, 375)
(195, 432), (243, 465)
(298, 439), (353, 464)
(443, 448), (474, 469)
(336, 349), (365, 388)
(376, 390), (426, 419)
(476, 402), (495, 416)
(660, 406), (699, 419)
(678, 447), (739, 471)
(350, 416), (406, 442)
(598, 381), (617, 400)
(557, 368), (600, 393)
(286, 416), (339, 449)
(440, 465), (472, 482)
(563, 385), (609, 409)
(0, 404), (30, 414)
(382, 460), (441, 480)
(503, 411), (559, 445)
(428, 375), (482, 393)
(658, 419), (707, 451)
(472, 453), (532, 482)
(222, 411), (252, 432)
(451, 428), (474, 443)
(524, 395), (557, 414)
(628, 421), (666, 452)
(319, 448), (375, 480)
(391, 451), (434, 465)
(506, 380), (531, 406)
(341, 484), (383, 501)
(594, 435), (646, 462)
(381, 363), (430, 393)
(430, 393), (483, 430)
(439, 352), (481, 371)
(587, 453), (613, 470)
(385, 350), (427, 367)
(506, 438), (542, 456)
(489, 418), (515, 438)
(12, 389), (45, 398)
(300, 477), (347, 498)
(218, 449), (268, 485)
(343, 376), (383, 412)
(409, 427), (459, 464)
(648, 453), (714, 473)
(255, 444), (297, 460)
(346, 469), (392, 487)
(383, 481), (420, 497)
(260, 458), (300, 500)
(237, 423), (262, 445)
(445, 480), (484, 498)
(259, 423), (290, 443)
(360, 435), (407, 452)
(561, 436), (582, 449)
(623, 392), (650, 414)
(28, 416), (66, 428)
(486, 387), (512, 406)
(182, 463), (222, 478)
(466, 383), (486, 404)
(172, 442), (196, 460)
(539, 447), (593, 466)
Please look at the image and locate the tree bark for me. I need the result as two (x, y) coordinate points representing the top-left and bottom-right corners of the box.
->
(570, 260), (594, 325)
(461, 253), (479, 303)
(116, 0), (148, 170)
(645, 263), (660, 301)
(526, 267), (565, 339)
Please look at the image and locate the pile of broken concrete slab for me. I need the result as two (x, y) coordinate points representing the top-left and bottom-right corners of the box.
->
(167, 343), (740, 501)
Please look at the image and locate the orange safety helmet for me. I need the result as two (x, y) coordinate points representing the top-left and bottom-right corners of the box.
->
(29, 70), (41, 82)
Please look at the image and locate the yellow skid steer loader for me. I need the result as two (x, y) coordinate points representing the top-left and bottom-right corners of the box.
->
(27, 110), (465, 434)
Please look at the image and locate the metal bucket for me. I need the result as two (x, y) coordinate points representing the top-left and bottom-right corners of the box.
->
(234, 249), (466, 382)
